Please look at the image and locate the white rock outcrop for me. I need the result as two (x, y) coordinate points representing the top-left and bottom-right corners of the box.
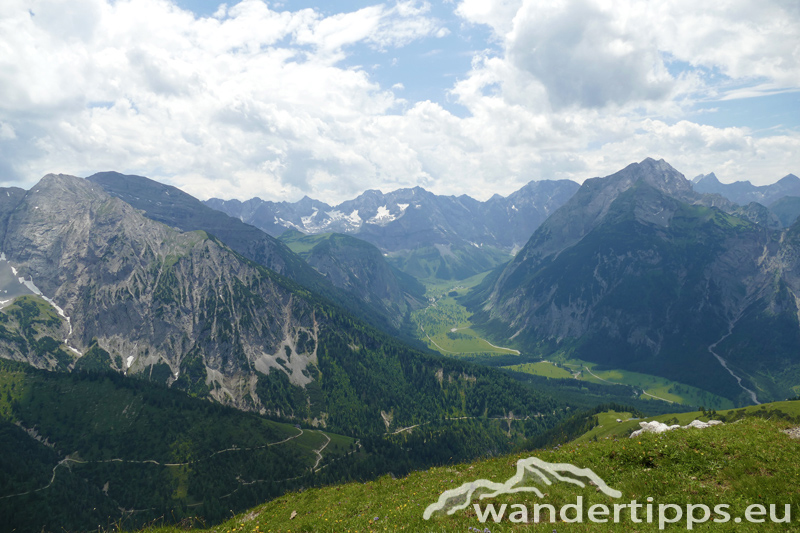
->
(630, 419), (722, 438)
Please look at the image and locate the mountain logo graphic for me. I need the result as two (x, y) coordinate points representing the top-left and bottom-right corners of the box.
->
(423, 457), (621, 520)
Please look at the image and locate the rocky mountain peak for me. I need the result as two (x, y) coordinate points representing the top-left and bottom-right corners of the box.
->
(692, 171), (800, 207)
(31, 173), (104, 200)
(693, 172), (720, 185)
(13, 174), (135, 236)
(612, 158), (693, 198)
(476, 159), (800, 406)
(509, 158), (692, 265)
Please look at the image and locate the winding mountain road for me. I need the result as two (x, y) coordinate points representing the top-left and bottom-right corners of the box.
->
(0, 426), (308, 500)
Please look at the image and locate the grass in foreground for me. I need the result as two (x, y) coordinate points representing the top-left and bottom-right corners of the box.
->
(572, 401), (800, 444)
(141, 416), (800, 532)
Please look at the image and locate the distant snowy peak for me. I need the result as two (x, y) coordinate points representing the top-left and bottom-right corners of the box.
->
(366, 204), (410, 226)
(276, 196), (418, 233)
(204, 179), (581, 254)
(287, 206), (366, 233)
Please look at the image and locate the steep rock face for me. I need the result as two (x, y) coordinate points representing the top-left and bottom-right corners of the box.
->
(87, 172), (319, 284)
(87, 172), (409, 334)
(0, 187), (25, 238)
(473, 159), (800, 404)
(207, 180), (580, 279)
(2, 174), (316, 410)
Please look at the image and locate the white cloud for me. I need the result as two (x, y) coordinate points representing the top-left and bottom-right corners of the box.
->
(0, 0), (796, 200)
(456, 0), (800, 110)
(505, 0), (674, 109)
(455, 0), (521, 35)
(650, 0), (800, 88)
(0, 0), (450, 199)
(438, 0), (800, 189)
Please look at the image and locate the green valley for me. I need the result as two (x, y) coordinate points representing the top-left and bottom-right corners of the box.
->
(506, 358), (734, 410)
(409, 271), (736, 412)
(411, 273), (520, 357)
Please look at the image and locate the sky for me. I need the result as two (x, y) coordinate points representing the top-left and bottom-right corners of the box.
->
(0, 0), (798, 203)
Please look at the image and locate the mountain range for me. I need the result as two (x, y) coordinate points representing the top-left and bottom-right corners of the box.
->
(469, 158), (800, 405)
(693, 171), (800, 207)
(4, 162), (799, 413)
(206, 179), (580, 280)
(0, 173), (556, 438)
(2, 159), (800, 531)
(86, 171), (421, 334)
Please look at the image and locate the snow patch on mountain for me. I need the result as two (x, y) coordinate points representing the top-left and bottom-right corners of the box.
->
(348, 209), (362, 226)
(368, 205), (407, 226)
(322, 209), (363, 230)
(301, 208), (319, 227)
(275, 217), (304, 232)
(10, 271), (82, 356)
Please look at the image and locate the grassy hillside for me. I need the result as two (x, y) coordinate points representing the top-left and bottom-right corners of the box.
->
(140, 402), (800, 532)
(385, 243), (512, 281)
(572, 400), (800, 444)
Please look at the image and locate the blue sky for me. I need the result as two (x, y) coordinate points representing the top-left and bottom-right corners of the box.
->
(0, 0), (798, 202)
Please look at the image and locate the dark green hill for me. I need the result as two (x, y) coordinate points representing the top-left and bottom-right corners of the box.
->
(279, 230), (425, 329)
(0, 359), (352, 531)
(0, 353), (563, 532)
